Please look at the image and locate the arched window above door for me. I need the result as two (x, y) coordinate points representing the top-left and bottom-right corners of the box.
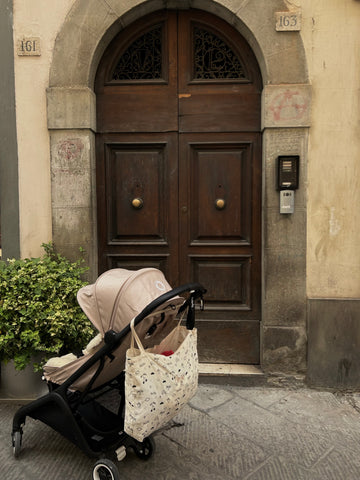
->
(111, 25), (163, 81)
(193, 26), (248, 81)
(108, 14), (251, 85)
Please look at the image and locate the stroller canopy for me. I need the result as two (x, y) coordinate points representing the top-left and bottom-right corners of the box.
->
(77, 268), (184, 336)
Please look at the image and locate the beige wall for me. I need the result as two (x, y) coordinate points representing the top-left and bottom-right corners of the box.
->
(301, 0), (360, 297)
(13, 0), (73, 258)
(12, 0), (360, 298)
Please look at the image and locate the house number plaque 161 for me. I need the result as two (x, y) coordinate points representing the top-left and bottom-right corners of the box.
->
(17, 37), (41, 56)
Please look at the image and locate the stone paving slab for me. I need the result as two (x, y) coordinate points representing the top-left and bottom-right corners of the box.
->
(1, 385), (360, 479)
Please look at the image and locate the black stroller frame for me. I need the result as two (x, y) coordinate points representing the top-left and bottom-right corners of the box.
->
(12, 283), (205, 480)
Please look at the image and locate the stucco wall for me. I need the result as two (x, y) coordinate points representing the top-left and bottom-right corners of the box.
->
(301, 0), (360, 298)
(13, 0), (73, 257)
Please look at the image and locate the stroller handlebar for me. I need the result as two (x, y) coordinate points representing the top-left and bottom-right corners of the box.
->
(133, 282), (206, 328)
(102, 283), (206, 349)
(104, 283), (206, 347)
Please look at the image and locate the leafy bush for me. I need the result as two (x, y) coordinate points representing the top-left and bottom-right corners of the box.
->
(0, 243), (95, 370)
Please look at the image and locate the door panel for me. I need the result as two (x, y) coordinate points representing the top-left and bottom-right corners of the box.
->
(179, 92), (261, 133)
(179, 132), (261, 324)
(96, 132), (179, 280)
(98, 87), (178, 132)
(197, 320), (260, 363)
(191, 256), (252, 309)
(184, 140), (253, 243)
(95, 9), (262, 364)
(106, 144), (167, 241)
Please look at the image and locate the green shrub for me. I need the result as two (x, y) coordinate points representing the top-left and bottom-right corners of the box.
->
(0, 243), (95, 370)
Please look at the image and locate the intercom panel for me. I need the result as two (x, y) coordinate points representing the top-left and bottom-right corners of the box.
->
(277, 156), (299, 190)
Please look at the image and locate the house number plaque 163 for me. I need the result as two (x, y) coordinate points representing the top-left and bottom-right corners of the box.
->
(275, 12), (301, 31)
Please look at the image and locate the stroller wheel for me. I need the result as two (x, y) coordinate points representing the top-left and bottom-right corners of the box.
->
(92, 458), (120, 480)
(132, 436), (155, 461)
(12, 431), (22, 458)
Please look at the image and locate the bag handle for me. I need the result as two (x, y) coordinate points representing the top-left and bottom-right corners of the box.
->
(130, 309), (186, 352)
(130, 317), (146, 352)
(129, 310), (190, 380)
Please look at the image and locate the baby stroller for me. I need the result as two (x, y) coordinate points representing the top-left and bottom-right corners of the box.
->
(11, 267), (205, 480)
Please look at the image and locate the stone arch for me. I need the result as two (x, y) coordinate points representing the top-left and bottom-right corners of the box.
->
(49, 0), (308, 87)
(48, 0), (310, 374)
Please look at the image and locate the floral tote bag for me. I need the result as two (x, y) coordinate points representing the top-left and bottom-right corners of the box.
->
(124, 318), (198, 442)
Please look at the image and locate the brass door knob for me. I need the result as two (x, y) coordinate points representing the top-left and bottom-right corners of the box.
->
(215, 198), (226, 210)
(131, 197), (143, 209)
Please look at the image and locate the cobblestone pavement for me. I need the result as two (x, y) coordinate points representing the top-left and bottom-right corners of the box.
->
(2, 384), (360, 479)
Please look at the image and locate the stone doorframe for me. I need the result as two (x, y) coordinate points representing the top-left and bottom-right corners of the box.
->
(47, 0), (311, 375)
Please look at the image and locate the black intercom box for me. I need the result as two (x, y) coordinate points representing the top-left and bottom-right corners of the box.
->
(277, 155), (299, 190)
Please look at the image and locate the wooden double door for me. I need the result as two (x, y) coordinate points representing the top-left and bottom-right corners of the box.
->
(95, 9), (262, 363)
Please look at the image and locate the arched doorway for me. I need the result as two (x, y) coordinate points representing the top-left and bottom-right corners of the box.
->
(95, 9), (262, 363)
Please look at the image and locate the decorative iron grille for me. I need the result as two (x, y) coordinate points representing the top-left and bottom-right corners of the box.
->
(112, 25), (162, 80)
(193, 27), (246, 80)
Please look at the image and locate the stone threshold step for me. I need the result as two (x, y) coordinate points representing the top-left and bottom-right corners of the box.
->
(198, 363), (265, 386)
(199, 363), (263, 376)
